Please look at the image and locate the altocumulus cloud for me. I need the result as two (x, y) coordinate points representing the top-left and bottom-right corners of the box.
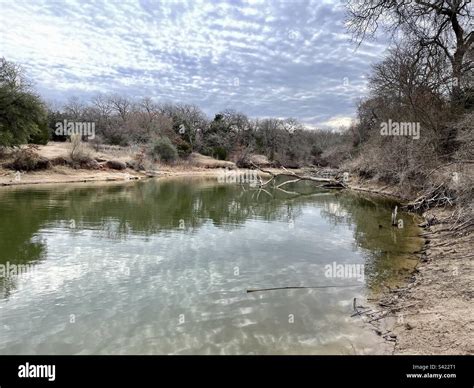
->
(0, 0), (386, 129)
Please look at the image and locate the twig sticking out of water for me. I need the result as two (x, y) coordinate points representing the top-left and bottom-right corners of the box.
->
(246, 284), (363, 293)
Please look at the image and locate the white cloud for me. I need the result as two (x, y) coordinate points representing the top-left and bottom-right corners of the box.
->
(0, 0), (386, 125)
(319, 116), (354, 130)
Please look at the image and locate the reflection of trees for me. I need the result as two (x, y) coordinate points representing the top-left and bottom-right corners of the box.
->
(0, 189), (52, 297)
(0, 179), (297, 262)
(71, 179), (297, 234)
(318, 192), (423, 291)
(0, 178), (308, 297)
(0, 178), (422, 297)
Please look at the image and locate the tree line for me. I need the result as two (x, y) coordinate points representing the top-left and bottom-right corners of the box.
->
(0, 58), (346, 167)
(1, 0), (472, 179)
(344, 0), (473, 188)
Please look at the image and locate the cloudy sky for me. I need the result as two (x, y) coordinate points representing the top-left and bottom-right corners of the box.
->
(0, 0), (387, 129)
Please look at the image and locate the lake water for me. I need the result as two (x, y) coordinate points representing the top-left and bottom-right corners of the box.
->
(0, 176), (423, 354)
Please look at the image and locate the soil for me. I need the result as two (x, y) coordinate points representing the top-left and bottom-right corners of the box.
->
(348, 177), (473, 355)
(0, 143), (235, 186)
(383, 207), (473, 354)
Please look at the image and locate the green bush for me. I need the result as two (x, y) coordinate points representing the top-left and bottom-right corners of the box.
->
(150, 137), (178, 163)
(175, 138), (192, 157)
(212, 146), (228, 160)
(29, 120), (50, 145)
(0, 58), (48, 146)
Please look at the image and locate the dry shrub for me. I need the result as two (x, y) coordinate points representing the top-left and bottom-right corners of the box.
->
(0, 147), (8, 160)
(401, 115), (473, 226)
(68, 134), (98, 169)
(105, 160), (126, 170)
(321, 141), (353, 169)
(69, 134), (90, 162)
(5, 146), (50, 171)
(50, 156), (71, 167)
(454, 112), (474, 162)
(126, 149), (149, 171)
(346, 126), (440, 191)
(236, 154), (274, 169)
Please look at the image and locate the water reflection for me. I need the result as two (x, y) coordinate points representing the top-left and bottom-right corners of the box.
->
(0, 177), (422, 354)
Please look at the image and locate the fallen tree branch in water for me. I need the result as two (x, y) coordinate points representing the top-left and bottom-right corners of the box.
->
(246, 284), (363, 293)
(251, 163), (346, 189)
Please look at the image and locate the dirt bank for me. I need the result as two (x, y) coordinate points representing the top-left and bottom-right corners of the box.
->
(0, 142), (237, 187)
(386, 207), (473, 354)
(0, 165), (234, 187)
(0, 142), (300, 187)
(348, 178), (473, 355)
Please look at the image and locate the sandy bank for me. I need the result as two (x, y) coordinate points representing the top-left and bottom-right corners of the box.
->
(348, 178), (473, 355)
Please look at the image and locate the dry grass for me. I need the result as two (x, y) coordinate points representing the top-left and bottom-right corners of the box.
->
(69, 135), (91, 162)
(188, 152), (236, 169)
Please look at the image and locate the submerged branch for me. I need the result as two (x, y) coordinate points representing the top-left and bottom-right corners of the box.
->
(246, 284), (363, 293)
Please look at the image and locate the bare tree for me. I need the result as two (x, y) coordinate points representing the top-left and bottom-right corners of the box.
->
(109, 95), (132, 122)
(347, 0), (473, 105)
(63, 96), (85, 120)
(139, 97), (159, 122)
(92, 94), (113, 119)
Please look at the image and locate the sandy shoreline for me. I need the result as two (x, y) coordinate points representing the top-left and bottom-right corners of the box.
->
(381, 206), (473, 354)
(347, 179), (473, 355)
(0, 166), (229, 187)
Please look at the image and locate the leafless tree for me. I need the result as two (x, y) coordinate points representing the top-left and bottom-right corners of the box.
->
(347, 0), (473, 105)
(109, 95), (132, 122)
(63, 96), (85, 120)
(92, 94), (113, 119)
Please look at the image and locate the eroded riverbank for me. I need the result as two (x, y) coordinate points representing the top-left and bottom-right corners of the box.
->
(347, 178), (473, 355)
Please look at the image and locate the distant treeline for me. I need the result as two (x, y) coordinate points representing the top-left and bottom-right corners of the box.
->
(46, 95), (349, 168)
(0, 56), (348, 167)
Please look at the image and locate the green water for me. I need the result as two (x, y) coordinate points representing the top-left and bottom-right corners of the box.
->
(0, 177), (422, 354)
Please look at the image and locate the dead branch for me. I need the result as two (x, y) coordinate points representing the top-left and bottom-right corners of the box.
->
(252, 163), (346, 189)
(246, 284), (363, 293)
